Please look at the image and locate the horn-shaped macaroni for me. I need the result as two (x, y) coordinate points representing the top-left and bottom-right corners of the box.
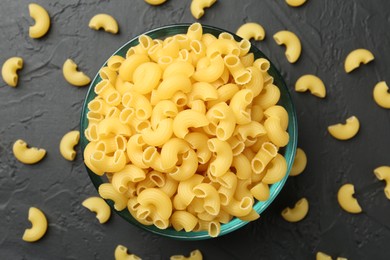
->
(328, 116), (360, 140)
(59, 130), (80, 161)
(273, 30), (301, 63)
(373, 166), (390, 200)
(28, 3), (50, 38)
(13, 139), (46, 164)
(62, 59), (91, 86)
(82, 197), (111, 224)
(295, 74), (326, 98)
(99, 183), (127, 211)
(285, 0), (307, 7)
(137, 188), (172, 220)
(23, 207), (48, 242)
(207, 138), (233, 177)
(337, 183), (362, 214)
(281, 197), (309, 222)
(1, 57), (23, 87)
(344, 48), (374, 73)
(173, 110), (209, 139)
(190, 0), (217, 19)
(236, 22), (266, 41)
(88, 14), (119, 34)
(290, 148), (307, 176)
(114, 245), (142, 260)
(373, 81), (390, 109)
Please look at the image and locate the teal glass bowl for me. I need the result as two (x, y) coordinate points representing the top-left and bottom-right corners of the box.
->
(80, 24), (298, 240)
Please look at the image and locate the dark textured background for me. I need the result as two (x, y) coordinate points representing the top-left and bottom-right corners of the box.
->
(1, 0), (390, 259)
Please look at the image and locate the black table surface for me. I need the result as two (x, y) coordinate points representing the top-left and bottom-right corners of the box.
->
(1, 0), (390, 259)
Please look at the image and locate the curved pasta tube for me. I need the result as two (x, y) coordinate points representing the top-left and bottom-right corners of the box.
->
(193, 183), (220, 216)
(207, 83), (239, 108)
(236, 22), (266, 41)
(344, 48), (374, 73)
(119, 54), (150, 82)
(169, 149), (198, 181)
(264, 105), (289, 130)
(250, 182), (270, 201)
(337, 183), (362, 214)
(141, 119), (173, 147)
(126, 134), (148, 169)
(89, 14), (119, 34)
(1, 57), (23, 87)
(63, 59), (91, 86)
(170, 250), (203, 260)
(230, 89), (254, 125)
(176, 174), (204, 207)
(316, 252), (332, 260)
(84, 142), (105, 176)
(373, 81), (390, 109)
(99, 66), (117, 84)
(221, 197), (252, 217)
(190, 0), (217, 19)
(138, 188), (172, 219)
(160, 138), (190, 169)
(231, 154), (252, 180)
(264, 116), (289, 147)
(235, 121), (266, 141)
(253, 83), (281, 109)
(23, 207), (48, 242)
(156, 75), (192, 99)
(281, 198), (309, 222)
(243, 66), (264, 97)
(90, 150), (127, 173)
(273, 30), (301, 63)
(98, 117), (132, 138)
(290, 147), (307, 176)
(224, 55), (252, 85)
(112, 165), (147, 193)
(374, 166), (390, 200)
(13, 139), (46, 164)
(206, 102), (236, 141)
(82, 196), (111, 224)
(206, 39), (240, 57)
(59, 130), (80, 161)
(207, 138), (233, 177)
(295, 74), (326, 98)
(151, 100), (178, 129)
(328, 116), (360, 140)
(187, 82), (218, 103)
(285, 0), (307, 7)
(171, 211), (198, 232)
(133, 62), (162, 94)
(184, 132), (211, 164)
(262, 154), (287, 184)
(240, 53), (255, 67)
(173, 110), (209, 139)
(163, 61), (194, 79)
(251, 142), (278, 174)
(28, 3), (50, 38)
(114, 245), (142, 260)
(99, 183), (127, 211)
(192, 54), (225, 83)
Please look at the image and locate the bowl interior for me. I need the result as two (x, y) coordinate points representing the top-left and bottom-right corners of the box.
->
(80, 24), (298, 240)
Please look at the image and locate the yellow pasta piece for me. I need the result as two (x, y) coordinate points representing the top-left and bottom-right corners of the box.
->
(89, 14), (119, 34)
(190, 0), (217, 19)
(373, 81), (390, 109)
(373, 166), (390, 200)
(28, 3), (50, 38)
(273, 30), (301, 63)
(13, 139), (46, 164)
(114, 245), (142, 260)
(236, 22), (266, 41)
(23, 207), (48, 242)
(290, 147), (307, 176)
(337, 184), (362, 214)
(316, 252), (332, 260)
(99, 183), (128, 211)
(170, 250), (203, 260)
(82, 196), (111, 224)
(285, 0), (307, 7)
(1, 57), (23, 87)
(328, 116), (359, 140)
(295, 74), (326, 98)
(281, 197), (309, 222)
(59, 130), (80, 161)
(344, 48), (374, 73)
(63, 59), (91, 87)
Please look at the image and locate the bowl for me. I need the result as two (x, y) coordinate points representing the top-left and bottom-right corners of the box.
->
(80, 23), (298, 240)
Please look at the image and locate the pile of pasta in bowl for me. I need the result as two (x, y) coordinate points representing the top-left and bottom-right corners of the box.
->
(81, 23), (296, 239)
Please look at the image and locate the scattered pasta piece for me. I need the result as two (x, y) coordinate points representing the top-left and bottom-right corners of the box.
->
(344, 48), (374, 73)
(373, 166), (390, 200)
(1, 57), (23, 87)
(190, 0), (217, 19)
(290, 148), (307, 176)
(327, 116), (359, 140)
(89, 14), (119, 34)
(337, 183), (362, 214)
(281, 197), (309, 222)
(114, 245), (142, 260)
(316, 252), (332, 260)
(144, 0), (167, 5)
(23, 207), (48, 242)
(295, 74), (326, 98)
(13, 139), (46, 164)
(63, 59), (91, 87)
(170, 250), (203, 260)
(273, 30), (301, 63)
(236, 23), (266, 41)
(28, 3), (50, 38)
(82, 197), (111, 224)
(373, 81), (390, 109)
(59, 130), (80, 161)
(285, 0), (307, 7)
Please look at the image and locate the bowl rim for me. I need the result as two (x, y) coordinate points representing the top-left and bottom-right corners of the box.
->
(80, 23), (298, 240)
